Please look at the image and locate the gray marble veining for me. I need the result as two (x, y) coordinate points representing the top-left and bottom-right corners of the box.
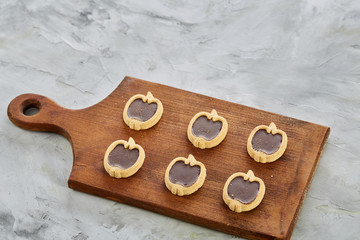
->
(1, 0), (359, 239)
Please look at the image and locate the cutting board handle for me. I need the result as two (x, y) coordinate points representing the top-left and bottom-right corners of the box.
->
(7, 93), (70, 138)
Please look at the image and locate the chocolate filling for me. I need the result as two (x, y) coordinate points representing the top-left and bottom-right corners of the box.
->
(192, 116), (222, 140)
(108, 144), (139, 169)
(169, 161), (200, 187)
(251, 129), (282, 155)
(227, 177), (260, 204)
(127, 98), (157, 122)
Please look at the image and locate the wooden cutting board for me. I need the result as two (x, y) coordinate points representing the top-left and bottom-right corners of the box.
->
(7, 77), (330, 240)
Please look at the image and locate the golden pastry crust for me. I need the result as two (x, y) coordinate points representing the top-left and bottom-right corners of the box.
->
(187, 109), (228, 149)
(223, 170), (265, 212)
(123, 91), (163, 130)
(164, 154), (206, 196)
(247, 122), (288, 163)
(104, 137), (145, 178)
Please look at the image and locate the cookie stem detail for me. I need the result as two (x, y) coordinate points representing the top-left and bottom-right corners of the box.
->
(267, 122), (277, 133)
(244, 170), (255, 181)
(186, 154), (196, 165)
(126, 137), (136, 149)
(145, 91), (154, 101)
(209, 109), (218, 119)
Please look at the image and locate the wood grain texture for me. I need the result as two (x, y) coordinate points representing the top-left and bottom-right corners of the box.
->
(7, 77), (330, 240)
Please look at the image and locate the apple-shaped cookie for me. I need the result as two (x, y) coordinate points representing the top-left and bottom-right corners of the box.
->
(104, 137), (145, 178)
(187, 109), (228, 149)
(123, 91), (163, 130)
(165, 154), (206, 196)
(223, 170), (265, 212)
(247, 122), (287, 163)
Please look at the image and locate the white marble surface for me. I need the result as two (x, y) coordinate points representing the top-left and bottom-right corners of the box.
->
(1, 0), (359, 239)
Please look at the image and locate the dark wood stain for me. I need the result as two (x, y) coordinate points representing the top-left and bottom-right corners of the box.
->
(7, 76), (330, 240)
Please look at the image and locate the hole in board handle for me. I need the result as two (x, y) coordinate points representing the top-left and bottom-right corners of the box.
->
(22, 99), (41, 116)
